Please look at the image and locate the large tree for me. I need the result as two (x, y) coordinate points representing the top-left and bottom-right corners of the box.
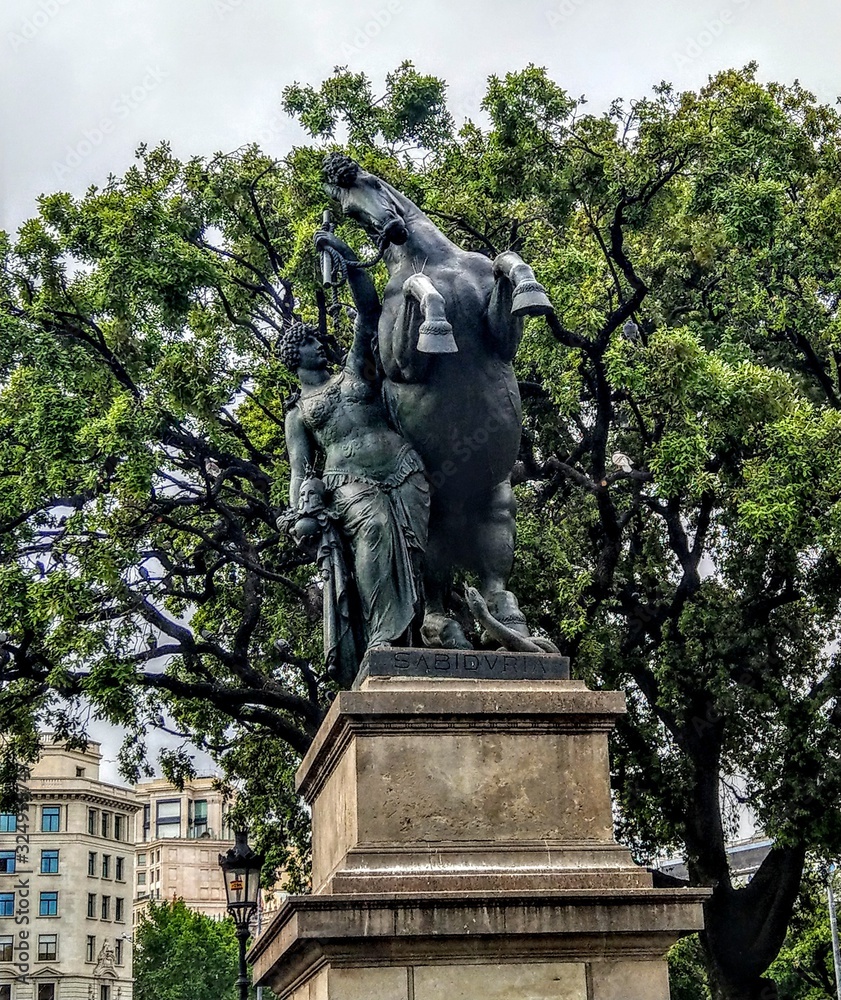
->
(2, 60), (841, 999)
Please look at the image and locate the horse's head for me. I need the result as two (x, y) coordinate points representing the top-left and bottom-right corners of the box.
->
(322, 154), (409, 247)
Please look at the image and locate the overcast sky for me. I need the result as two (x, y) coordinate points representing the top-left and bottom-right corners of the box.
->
(4, 0), (841, 237)
(3, 0), (839, 785)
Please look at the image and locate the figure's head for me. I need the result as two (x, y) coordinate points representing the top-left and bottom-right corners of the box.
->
(322, 153), (409, 247)
(277, 322), (326, 373)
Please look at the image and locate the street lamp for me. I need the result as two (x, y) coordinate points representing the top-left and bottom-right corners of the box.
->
(219, 831), (263, 1000)
(828, 864), (841, 1000)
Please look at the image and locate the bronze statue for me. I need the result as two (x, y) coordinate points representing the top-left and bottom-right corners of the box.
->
(279, 259), (429, 685)
(318, 154), (554, 650)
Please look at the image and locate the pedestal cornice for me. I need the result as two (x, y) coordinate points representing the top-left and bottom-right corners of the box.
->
(249, 887), (710, 996)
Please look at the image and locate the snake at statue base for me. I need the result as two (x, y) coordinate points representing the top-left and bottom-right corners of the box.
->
(463, 586), (559, 654)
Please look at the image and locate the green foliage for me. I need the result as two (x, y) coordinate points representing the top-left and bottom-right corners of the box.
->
(283, 61), (453, 154)
(669, 935), (712, 1000)
(3, 60), (841, 997)
(134, 899), (255, 1000)
(768, 867), (841, 999)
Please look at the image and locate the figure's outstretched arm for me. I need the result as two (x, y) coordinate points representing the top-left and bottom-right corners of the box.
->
(285, 408), (314, 510)
(315, 230), (381, 377)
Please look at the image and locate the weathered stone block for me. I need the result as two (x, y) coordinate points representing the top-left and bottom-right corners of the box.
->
(414, 962), (587, 999)
(329, 967), (408, 1000)
(589, 960), (672, 999)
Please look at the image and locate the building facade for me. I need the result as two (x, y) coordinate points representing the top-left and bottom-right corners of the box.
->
(0, 742), (139, 1000)
(657, 836), (773, 886)
(131, 777), (233, 923)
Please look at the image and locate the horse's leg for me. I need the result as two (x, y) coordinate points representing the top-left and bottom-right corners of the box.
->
(380, 296), (432, 384)
(470, 479), (531, 640)
(494, 251), (554, 317)
(402, 273), (458, 354)
(487, 252), (553, 361)
(419, 509), (472, 650)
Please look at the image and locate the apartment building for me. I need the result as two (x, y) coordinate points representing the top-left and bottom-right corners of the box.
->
(0, 742), (140, 1000)
(132, 777), (233, 922)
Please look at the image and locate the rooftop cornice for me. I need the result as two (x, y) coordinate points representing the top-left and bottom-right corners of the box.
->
(26, 785), (142, 811)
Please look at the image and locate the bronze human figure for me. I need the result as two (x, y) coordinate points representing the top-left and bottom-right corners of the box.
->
(279, 265), (429, 684)
(319, 154), (554, 649)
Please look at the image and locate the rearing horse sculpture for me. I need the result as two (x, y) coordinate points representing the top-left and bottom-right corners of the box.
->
(317, 154), (554, 649)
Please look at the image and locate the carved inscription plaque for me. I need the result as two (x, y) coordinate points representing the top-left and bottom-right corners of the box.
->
(356, 646), (570, 686)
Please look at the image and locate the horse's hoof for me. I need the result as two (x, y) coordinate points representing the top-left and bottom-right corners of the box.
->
(417, 319), (458, 354)
(421, 613), (472, 650)
(511, 279), (554, 317)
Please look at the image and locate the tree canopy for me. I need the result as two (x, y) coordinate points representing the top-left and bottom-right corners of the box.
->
(2, 59), (841, 1000)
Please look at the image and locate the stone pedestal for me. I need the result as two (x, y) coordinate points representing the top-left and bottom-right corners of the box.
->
(250, 649), (707, 999)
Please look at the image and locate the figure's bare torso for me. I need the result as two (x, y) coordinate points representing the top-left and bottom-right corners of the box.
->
(298, 369), (413, 482)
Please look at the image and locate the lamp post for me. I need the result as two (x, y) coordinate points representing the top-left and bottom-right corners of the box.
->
(219, 831), (263, 1000)
(829, 864), (841, 1000)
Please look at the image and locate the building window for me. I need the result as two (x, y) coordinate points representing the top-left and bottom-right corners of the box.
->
(189, 799), (208, 838)
(114, 815), (124, 841)
(0, 851), (16, 875)
(41, 807), (60, 833)
(0, 936), (12, 961)
(101, 855), (110, 879)
(38, 986), (56, 1000)
(101, 895), (110, 920)
(101, 985), (111, 1000)
(40, 850), (59, 874)
(137, 871), (146, 886)
(0, 893), (12, 917)
(88, 852), (97, 877)
(101, 812), (111, 839)
(0, 814), (16, 833)
(0, 984), (11, 1000)
(86, 935), (96, 962)
(87, 893), (96, 918)
(115, 898), (124, 922)
(115, 938), (124, 964)
(115, 857), (124, 881)
(39, 891), (58, 917)
(76, 766), (85, 777)
(137, 853), (146, 867)
(88, 809), (98, 836)
(37, 934), (57, 962)
(142, 804), (150, 841)
(156, 800), (181, 839)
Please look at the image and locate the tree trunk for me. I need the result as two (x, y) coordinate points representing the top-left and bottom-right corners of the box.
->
(707, 978), (779, 1000)
(699, 843), (806, 1000)
(682, 725), (806, 1000)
